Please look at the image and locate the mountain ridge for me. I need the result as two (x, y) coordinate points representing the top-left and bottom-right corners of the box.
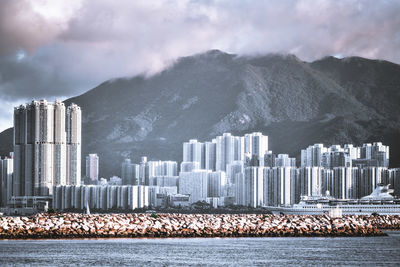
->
(1, 50), (399, 177)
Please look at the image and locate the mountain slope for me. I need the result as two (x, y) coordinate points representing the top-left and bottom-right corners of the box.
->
(1, 50), (399, 177)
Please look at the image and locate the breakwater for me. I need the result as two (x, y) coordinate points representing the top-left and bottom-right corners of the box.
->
(1, 213), (399, 239)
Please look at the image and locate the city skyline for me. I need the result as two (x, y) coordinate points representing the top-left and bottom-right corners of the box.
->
(1, 98), (399, 214)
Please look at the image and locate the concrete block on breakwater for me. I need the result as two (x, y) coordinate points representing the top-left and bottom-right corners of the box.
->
(0, 213), (399, 239)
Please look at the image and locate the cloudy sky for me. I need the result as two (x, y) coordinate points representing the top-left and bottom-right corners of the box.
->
(0, 0), (399, 131)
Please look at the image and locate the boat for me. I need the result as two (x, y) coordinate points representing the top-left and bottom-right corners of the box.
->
(264, 184), (400, 216)
(85, 198), (90, 215)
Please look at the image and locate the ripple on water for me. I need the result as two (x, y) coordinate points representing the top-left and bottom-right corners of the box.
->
(0, 233), (400, 266)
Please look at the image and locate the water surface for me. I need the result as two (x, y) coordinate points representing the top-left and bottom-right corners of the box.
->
(1, 231), (399, 266)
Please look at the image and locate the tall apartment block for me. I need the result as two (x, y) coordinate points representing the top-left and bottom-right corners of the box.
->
(179, 170), (210, 203)
(244, 132), (268, 162)
(301, 142), (389, 169)
(121, 159), (140, 185)
(183, 139), (205, 169)
(244, 167), (264, 208)
(274, 154), (296, 167)
(205, 140), (216, 171)
(13, 100), (81, 197)
(216, 133), (244, 171)
(301, 144), (327, 167)
(86, 154), (99, 183)
(0, 154), (13, 207)
(66, 103), (82, 185)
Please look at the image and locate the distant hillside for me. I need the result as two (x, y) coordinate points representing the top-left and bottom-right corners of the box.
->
(0, 128), (13, 158)
(1, 50), (399, 177)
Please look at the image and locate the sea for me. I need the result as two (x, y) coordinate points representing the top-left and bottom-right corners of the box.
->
(0, 231), (399, 266)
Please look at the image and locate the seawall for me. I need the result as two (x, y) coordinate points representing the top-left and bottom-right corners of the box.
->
(1, 213), (399, 239)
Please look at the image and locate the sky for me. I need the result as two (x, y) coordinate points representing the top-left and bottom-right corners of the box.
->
(0, 0), (399, 132)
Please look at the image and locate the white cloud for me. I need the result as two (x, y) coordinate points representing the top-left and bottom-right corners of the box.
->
(0, 0), (399, 131)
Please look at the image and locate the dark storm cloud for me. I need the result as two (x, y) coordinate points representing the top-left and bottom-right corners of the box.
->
(0, 0), (399, 131)
(0, 55), (67, 99)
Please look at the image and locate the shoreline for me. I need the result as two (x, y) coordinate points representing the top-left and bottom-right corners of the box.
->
(1, 213), (399, 239)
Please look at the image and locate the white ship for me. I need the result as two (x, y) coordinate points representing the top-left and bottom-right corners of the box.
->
(265, 184), (400, 216)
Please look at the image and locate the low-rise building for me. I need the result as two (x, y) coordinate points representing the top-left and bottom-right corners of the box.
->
(53, 185), (148, 211)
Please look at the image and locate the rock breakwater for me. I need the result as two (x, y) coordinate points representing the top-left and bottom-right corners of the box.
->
(1, 214), (399, 239)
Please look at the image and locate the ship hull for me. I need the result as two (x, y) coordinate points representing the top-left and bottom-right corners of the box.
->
(264, 205), (400, 216)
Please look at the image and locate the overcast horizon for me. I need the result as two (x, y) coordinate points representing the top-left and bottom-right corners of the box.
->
(0, 0), (399, 132)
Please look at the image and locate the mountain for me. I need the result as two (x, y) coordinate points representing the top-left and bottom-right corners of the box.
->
(0, 128), (13, 158)
(1, 50), (399, 177)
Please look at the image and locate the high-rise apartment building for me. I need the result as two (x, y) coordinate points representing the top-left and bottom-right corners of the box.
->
(0, 154), (13, 207)
(147, 160), (178, 177)
(13, 100), (81, 197)
(204, 140), (216, 171)
(244, 167), (264, 208)
(264, 151), (276, 167)
(66, 103), (82, 185)
(183, 139), (205, 169)
(179, 170), (210, 203)
(271, 167), (297, 206)
(207, 171), (226, 197)
(226, 161), (244, 185)
(361, 142), (389, 167)
(327, 167), (361, 199)
(180, 161), (200, 172)
(389, 168), (400, 197)
(344, 144), (360, 160)
(234, 172), (246, 206)
(244, 132), (268, 162)
(298, 167), (324, 197)
(274, 154), (296, 167)
(358, 167), (389, 197)
(216, 133), (244, 171)
(85, 154), (99, 183)
(121, 159), (140, 185)
(301, 144), (327, 167)
(302, 142), (389, 169)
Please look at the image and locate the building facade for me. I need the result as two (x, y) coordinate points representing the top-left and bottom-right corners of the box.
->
(13, 100), (81, 198)
(85, 154), (99, 183)
(0, 155), (13, 207)
(53, 184), (149, 211)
